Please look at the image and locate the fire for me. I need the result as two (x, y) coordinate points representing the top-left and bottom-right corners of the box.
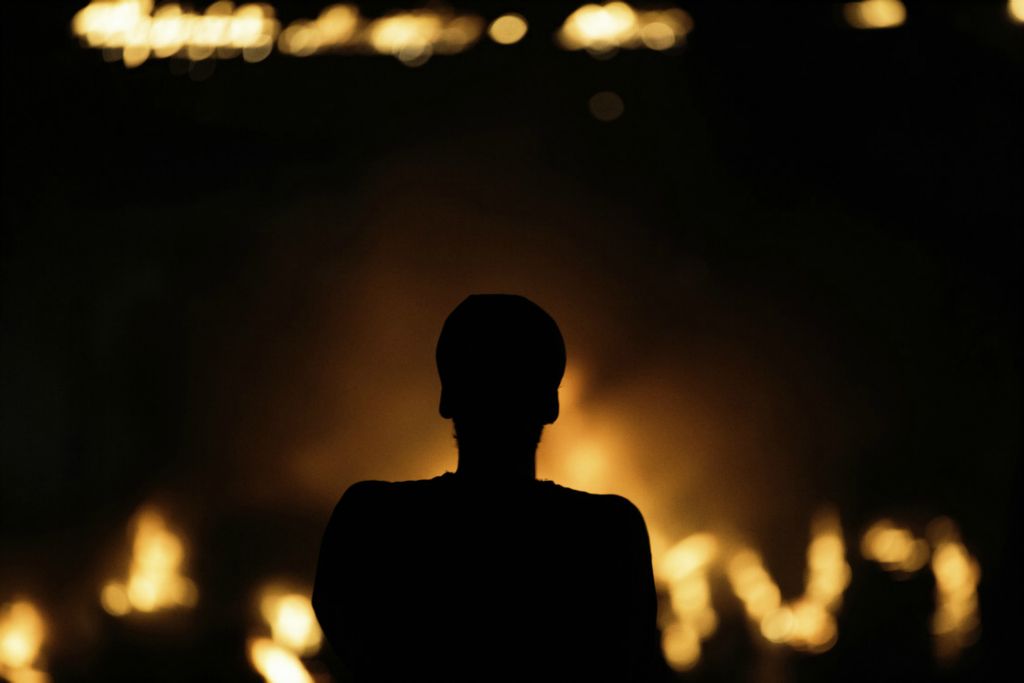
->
(0, 600), (49, 683)
(249, 586), (321, 682)
(100, 508), (198, 616)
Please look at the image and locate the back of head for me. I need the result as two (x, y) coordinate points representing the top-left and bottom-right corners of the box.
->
(436, 294), (566, 425)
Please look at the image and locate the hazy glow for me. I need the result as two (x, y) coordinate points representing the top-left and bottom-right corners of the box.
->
(843, 0), (907, 29)
(558, 3), (692, 53)
(258, 589), (323, 656)
(100, 508), (198, 615)
(71, 0), (280, 67)
(0, 600), (48, 682)
(928, 518), (980, 663)
(1010, 0), (1024, 23)
(248, 637), (313, 683)
(861, 519), (930, 572)
(488, 14), (529, 45)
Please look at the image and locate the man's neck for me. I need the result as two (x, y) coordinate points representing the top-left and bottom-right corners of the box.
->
(455, 444), (537, 484)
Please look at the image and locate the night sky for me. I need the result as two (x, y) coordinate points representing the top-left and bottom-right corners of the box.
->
(2, 2), (1020, 681)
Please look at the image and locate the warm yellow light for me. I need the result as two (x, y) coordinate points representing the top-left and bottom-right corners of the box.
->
(559, 2), (638, 51)
(259, 590), (323, 656)
(843, 0), (907, 29)
(658, 533), (718, 584)
(71, 0), (279, 65)
(316, 5), (360, 46)
(861, 519), (930, 572)
(100, 508), (198, 616)
(0, 601), (46, 675)
(488, 14), (528, 45)
(558, 3), (691, 53)
(1009, 0), (1024, 23)
(248, 637), (314, 683)
(662, 621), (701, 671)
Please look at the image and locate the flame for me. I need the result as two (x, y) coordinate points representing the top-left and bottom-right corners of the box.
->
(0, 600), (49, 683)
(100, 508), (198, 615)
(557, 2), (692, 53)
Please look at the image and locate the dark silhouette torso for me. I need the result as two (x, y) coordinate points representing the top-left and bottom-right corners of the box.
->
(313, 473), (663, 682)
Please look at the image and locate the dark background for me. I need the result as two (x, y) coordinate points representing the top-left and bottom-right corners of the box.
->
(2, 1), (1020, 681)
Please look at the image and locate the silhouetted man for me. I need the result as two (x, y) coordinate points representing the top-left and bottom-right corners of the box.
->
(313, 294), (665, 681)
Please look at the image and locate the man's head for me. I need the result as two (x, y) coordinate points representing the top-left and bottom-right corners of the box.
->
(436, 294), (566, 429)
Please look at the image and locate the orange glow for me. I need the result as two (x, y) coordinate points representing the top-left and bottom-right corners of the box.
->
(0, 600), (48, 682)
(488, 14), (529, 45)
(558, 3), (692, 54)
(100, 508), (198, 615)
(843, 0), (907, 29)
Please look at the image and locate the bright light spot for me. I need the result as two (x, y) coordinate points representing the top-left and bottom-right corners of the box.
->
(1010, 0), (1024, 23)
(558, 3), (691, 53)
(657, 533), (719, 670)
(726, 508), (849, 653)
(658, 533), (718, 584)
(488, 13), (528, 45)
(861, 519), (930, 573)
(662, 621), (701, 671)
(248, 637), (314, 683)
(843, 0), (907, 29)
(927, 518), (980, 663)
(249, 586), (321, 682)
(71, 0), (280, 66)
(100, 508), (198, 615)
(589, 91), (624, 122)
(0, 600), (48, 682)
(259, 590), (323, 656)
(316, 5), (360, 45)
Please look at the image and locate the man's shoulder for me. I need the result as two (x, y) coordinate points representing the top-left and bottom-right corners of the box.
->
(543, 482), (646, 522)
(332, 475), (447, 510)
